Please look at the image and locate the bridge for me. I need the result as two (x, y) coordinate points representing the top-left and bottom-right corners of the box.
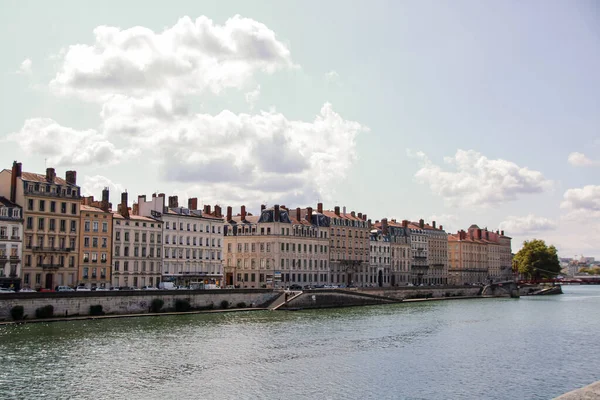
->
(519, 276), (600, 285)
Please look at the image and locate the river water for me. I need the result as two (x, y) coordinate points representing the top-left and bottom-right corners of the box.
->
(1, 285), (599, 400)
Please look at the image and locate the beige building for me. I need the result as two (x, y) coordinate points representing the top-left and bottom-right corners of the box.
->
(0, 197), (22, 289)
(423, 221), (448, 285)
(223, 204), (330, 288)
(0, 162), (81, 289)
(112, 192), (163, 289)
(375, 219), (412, 286)
(408, 220), (429, 285)
(322, 205), (370, 287)
(448, 225), (512, 284)
(78, 189), (113, 289)
(137, 194), (224, 287)
(369, 226), (391, 287)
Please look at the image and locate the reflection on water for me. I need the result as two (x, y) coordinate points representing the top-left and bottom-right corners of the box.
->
(1, 286), (600, 400)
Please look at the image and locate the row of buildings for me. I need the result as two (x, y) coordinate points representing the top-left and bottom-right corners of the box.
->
(0, 161), (514, 290)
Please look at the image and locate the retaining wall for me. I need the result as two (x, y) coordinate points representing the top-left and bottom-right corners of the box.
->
(0, 289), (279, 320)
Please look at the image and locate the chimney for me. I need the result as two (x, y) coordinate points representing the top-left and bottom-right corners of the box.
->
(296, 207), (301, 222)
(46, 167), (56, 183)
(432, 221), (436, 229)
(486, 231), (489, 240)
(363, 214), (367, 221)
(351, 211), (356, 218)
(273, 204), (280, 222)
(343, 206), (347, 215)
(120, 192), (129, 219)
(402, 220), (408, 228)
(261, 204), (266, 211)
(419, 219), (424, 229)
(477, 229), (482, 240)
(152, 193), (156, 198)
(204, 205), (211, 214)
(358, 213), (363, 220)
(317, 202), (323, 214)
(382, 218), (389, 235)
(10, 161), (22, 203)
(188, 198), (197, 210)
(101, 188), (110, 212)
(158, 193), (165, 199)
(139, 195), (146, 203)
(66, 170), (77, 185)
(367, 219), (372, 229)
(168, 196), (178, 208)
(307, 207), (313, 223)
(501, 230), (504, 236)
(439, 225), (443, 231)
(132, 203), (139, 216)
(214, 205), (221, 217)
(241, 205), (246, 220)
(334, 206), (340, 216)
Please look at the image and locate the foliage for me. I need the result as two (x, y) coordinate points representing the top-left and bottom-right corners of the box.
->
(10, 306), (25, 321)
(579, 267), (600, 275)
(35, 305), (54, 319)
(150, 298), (164, 313)
(89, 305), (104, 316)
(236, 302), (247, 308)
(514, 239), (561, 280)
(220, 300), (229, 309)
(175, 299), (191, 312)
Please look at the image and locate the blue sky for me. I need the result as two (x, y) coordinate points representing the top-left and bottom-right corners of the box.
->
(1, 0), (599, 257)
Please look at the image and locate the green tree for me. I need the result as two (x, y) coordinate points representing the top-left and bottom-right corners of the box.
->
(513, 239), (561, 280)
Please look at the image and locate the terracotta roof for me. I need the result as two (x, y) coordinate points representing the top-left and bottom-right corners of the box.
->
(81, 205), (105, 213)
(112, 212), (159, 222)
(289, 216), (313, 226)
(322, 210), (365, 222)
(20, 171), (77, 186)
(227, 215), (260, 224)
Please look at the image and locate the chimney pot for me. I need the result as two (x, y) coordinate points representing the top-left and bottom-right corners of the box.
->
(296, 207), (301, 222)
(317, 202), (323, 214)
(307, 207), (313, 223)
(274, 204), (280, 222)
(439, 225), (443, 231)
(419, 219), (424, 229)
(501, 230), (504, 236)
(241, 205), (247, 220)
(65, 170), (77, 185)
(226, 206), (232, 221)
(432, 221), (436, 229)
(120, 192), (129, 219)
(334, 206), (340, 216)
(46, 167), (56, 183)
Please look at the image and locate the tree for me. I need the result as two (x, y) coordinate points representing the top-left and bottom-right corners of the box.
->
(513, 239), (561, 280)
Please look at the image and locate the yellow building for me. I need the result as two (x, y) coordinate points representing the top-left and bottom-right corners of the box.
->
(0, 162), (81, 289)
(78, 189), (113, 289)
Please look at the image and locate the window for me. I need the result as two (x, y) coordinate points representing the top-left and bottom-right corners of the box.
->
(50, 201), (56, 213)
(114, 261), (120, 271)
(61, 202), (67, 213)
(49, 219), (56, 231)
(84, 237), (90, 247)
(102, 222), (108, 233)
(37, 218), (44, 230)
(124, 232), (130, 241)
(27, 199), (34, 211)
(60, 219), (66, 232)
(102, 238), (107, 248)
(92, 238), (98, 248)
(70, 220), (77, 232)
(26, 217), (33, 230)
(71, 204), (77, 215)
(39, 200), (45, 212)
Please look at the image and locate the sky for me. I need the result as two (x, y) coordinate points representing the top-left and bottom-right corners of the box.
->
(1, 0), (599, 258)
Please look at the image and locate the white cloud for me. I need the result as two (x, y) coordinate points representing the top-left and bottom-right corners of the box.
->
(568, 152), (600, 167)
(499, 214), (557, 235)
(81, 175), (125, 198)
(50, 15), (295, 100)
(325, 70), (340, 84)
(561, 185), (600, 213)
(16, 58), (32, 74)
(408, 149), (552, 207)
(104, 101), (367, 205)
(8, 118), (138, 167)
(245, 85), (260, 110)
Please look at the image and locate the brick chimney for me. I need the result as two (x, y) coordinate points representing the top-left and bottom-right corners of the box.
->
(132, 203), (139, 216)
(382, 218), (389, 235)
(120, 192), (129, 219)
(46, 167), (56, 183)
(419, 219), (424, 229)
(358, 213), (363, 220)
(10, 161), (22, 203)
(101, 187), (110, 212)
(274, 204), (280, 222)
(296, 207), (301, 222)
(241, 205), (246, 220)
(307, 207), (313, 223)
(66, 170), (77, 185)
(402, 220), (409, 228)
(168, 196), (178, 208)
(214, 205), (221, 217)
(188, 198), (197, 210)
(334, 206), (340, 216)
(477, 229), (482, 240)
(367, 219), (372, 229)
(351, 211), (356, 218)
(439, 225), (443, 231)
(317, 202), (323, 214)
(363, 214), (367, 221)
(226, 206), (232, 221)
(501, 230), (504, 236)
(432, 221), (436, 229)
(204, 205), (211, 214)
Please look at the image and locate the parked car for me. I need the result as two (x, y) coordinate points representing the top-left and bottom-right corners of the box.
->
(289, 284), (303, 290)
(0, 287), (15, 294)
(142, 286), (158, 290)
(57, 286), (74, 292)
(94, 287), (109, 291)
(19, 287), (36, 293)
(75, 286), (91, 292)
(224, 285), (235, 289)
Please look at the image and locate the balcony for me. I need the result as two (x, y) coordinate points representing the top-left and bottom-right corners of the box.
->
(0, 255), (6, 261)
(92, 259), (98, 263)
(41, 263), (63, 270)
(101, 259), (107, 263)
(32, 246), (73, 253)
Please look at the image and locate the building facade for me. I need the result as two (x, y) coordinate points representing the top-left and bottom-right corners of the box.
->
(375, 219), (412, 286)
(423, 221), (448, 285)
(0, 197), (23, 289)
(323, 205), (370, 287)
(0, 162), (81, 289)
(369, 226), (391, 287)
(78, 189), (113, 289)
(408, 220), (429, 285)
(112, 193), (162, 289)
(223, 204), (330, 288)
(137, 194), (224, 287)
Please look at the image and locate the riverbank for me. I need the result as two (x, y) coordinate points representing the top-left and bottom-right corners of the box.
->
(554, 380), (600, 399)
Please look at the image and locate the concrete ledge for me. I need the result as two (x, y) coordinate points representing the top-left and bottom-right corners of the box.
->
(555, 381), (600, 399)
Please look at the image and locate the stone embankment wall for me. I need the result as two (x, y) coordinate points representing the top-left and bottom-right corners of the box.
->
(0, 290), (279, 320)
(282, 286), (483, 310)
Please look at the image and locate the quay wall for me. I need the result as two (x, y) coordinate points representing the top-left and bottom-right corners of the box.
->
(0, 290), (279, 320)
(354, 286), (483, 300)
